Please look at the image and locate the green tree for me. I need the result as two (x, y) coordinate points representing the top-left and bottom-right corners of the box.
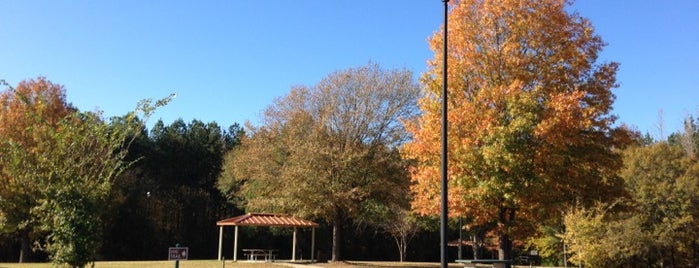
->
(527, 225), (564, 266)
(35, 99), (168, 267)
(621, 142), (699, 266)
(30, 112), (131, 266)
(144, 119), (241, 258)
(98, 121), (153, 260)
(98, 119), (242, 260)
(564, 142), (699, 267)
(405, 0), (632, 263)
(218, 62), (420, 261)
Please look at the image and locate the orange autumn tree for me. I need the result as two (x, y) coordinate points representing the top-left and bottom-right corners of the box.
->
(404, 0), (632, 261)
(0, 77), (75, 262)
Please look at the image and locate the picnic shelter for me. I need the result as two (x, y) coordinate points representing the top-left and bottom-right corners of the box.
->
(216, 212), (319, 262)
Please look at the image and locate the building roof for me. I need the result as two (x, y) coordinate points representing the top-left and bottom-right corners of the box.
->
(216, 213), (319, 228)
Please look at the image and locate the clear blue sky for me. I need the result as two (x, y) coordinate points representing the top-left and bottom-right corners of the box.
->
(2, 1), (697, 139)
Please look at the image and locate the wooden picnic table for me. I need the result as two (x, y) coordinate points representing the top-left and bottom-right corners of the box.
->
(242, 249), (277, 262)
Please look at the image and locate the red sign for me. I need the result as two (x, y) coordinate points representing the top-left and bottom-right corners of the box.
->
(168, 247), (188, 260)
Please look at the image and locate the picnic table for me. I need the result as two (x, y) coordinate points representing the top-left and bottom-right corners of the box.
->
(456, 259), (512, 268)
(242, 249), (277, 262)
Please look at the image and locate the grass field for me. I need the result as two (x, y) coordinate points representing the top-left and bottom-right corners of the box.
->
(0, 260), (287, 268)
(0, 261), (524, 268)
(0, 261), (474, 268)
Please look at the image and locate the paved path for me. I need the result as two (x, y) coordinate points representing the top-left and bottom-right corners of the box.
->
(276, 262), (322, 268)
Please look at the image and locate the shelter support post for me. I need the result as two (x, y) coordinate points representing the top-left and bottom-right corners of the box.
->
(218, 226), (223, 261)
(292, 227), (297, 261)
(234, 226), (239, 261)
(311, 227), (316, 262)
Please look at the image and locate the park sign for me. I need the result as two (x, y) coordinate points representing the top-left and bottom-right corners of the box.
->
(168, 247), (188, 260)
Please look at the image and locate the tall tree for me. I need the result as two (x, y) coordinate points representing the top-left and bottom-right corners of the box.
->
(98, 121), (153, 260)
(0, 78), (75, 262)
(28, 111), (136, 267)
(404, 0), (631, 263)
(218, 62), (420, 261)
(99, 119), (243, 260)
(146, 119), (239, 257)
(34, 95), (170, 268)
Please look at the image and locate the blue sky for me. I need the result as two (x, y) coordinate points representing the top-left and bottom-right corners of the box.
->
(1, 1), (697, 139)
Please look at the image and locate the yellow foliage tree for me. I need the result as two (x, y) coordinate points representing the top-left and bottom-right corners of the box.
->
(218, 63), (420, 261)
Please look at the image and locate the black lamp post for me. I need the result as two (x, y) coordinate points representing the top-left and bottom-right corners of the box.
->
(440, 1), (449, 268)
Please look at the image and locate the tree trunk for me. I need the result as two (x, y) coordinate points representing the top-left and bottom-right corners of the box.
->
(692, 240), (697, 268)
(331, 216), (342, 262)
(497, 206), (515, 268)
(498, 232), (512, 260)
(393, 235), (406, 262)
(19, 230), (30, 263)
(391, 231), (408, 262)
(401, 232), (410, 262)
(471, 236), (480, 260)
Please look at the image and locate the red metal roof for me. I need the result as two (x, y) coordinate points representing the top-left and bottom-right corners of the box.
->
(216, 213), (318, 228)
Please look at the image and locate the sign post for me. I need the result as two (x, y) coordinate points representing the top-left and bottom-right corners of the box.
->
(169, 245), (188, 268)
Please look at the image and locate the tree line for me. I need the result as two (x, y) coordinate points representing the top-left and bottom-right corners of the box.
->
(0, 75), (435, 266)
(0, 78), (174, 267)
(0, 78), (245, 264)
(562, 120), (699, 267)
(2, 0), (697, 267)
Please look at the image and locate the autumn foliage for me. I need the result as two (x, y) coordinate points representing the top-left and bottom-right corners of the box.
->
(0, 77), (75, 146)
(0, 77), (75, 262)
(404, 0), (632, 260)
(218, 63), (420, 262)
(1, 78), (171, 267)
